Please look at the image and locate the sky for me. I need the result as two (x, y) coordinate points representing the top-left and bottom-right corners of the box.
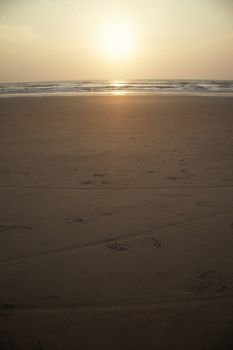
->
(0, 0), (233, 82)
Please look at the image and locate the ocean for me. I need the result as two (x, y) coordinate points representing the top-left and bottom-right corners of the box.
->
(0, 79), (233, 96)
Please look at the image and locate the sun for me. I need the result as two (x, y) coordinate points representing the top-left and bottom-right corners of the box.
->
(103, 22), (133, 59)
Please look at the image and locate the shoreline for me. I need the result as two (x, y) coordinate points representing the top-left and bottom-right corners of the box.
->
(1, 91), (233, 98)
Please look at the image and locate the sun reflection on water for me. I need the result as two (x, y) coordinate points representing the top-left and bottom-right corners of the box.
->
(109, 81), (129, 95)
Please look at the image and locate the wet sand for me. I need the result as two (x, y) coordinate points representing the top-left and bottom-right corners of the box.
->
(0, 95), (233, 349)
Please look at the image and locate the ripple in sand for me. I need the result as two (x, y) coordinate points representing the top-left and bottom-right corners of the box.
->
(195, 270), (227, 294)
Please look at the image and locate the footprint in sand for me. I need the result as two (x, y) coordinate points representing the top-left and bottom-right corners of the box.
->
(0, 304), (16, 317)
(107, 241), (129, 251)
(81, 180), (96, 185)
(195, 201), (208, 207)
(195, 271), (227, 294)
(66, 218), (84, 224)
(144, 238), (162, 248)
(33, 341), (45, 350)
(101, 212), (112, 217)
(167, 176), (178, 180)
(151, 239), (162, 248)
(0, 225), (32, 233)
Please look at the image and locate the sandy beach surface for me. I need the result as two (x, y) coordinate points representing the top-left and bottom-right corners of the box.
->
(0, 95), (233, 350)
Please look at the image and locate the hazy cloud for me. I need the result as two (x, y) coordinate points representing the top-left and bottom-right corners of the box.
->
(40, 0), (55, 7)
(0, 16), (38, 43)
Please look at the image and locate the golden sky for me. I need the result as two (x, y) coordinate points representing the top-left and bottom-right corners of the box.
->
(0, 0), (233, 82)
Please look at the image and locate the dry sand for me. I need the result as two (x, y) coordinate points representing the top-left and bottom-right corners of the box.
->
(0, 95), (233, 349)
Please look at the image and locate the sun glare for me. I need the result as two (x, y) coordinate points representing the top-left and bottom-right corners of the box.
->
(103, 22), (133, 59)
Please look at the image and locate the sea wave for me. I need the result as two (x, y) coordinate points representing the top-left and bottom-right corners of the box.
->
(0, 80), (233, 96)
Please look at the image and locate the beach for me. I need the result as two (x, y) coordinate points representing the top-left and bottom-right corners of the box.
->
(0, 95), (233, 349)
